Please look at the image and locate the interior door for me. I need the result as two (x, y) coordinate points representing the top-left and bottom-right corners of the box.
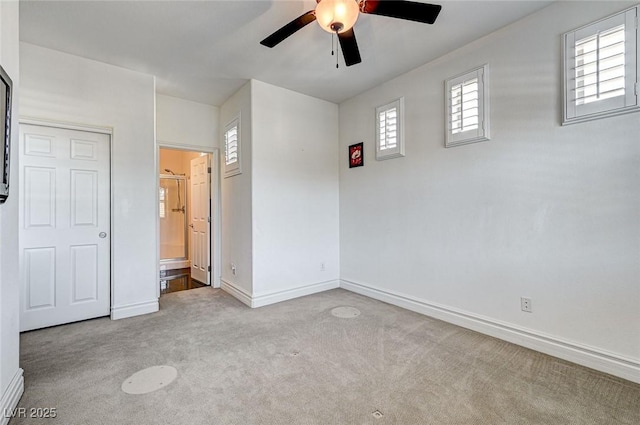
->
(190, 155), (210, 284)
(19, 124), (111, 331)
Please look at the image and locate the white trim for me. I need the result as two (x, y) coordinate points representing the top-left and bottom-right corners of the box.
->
(561, 103), (640, 125)
(19, 116), (113, 135)
(156, 143), (222, 293)
(156, 140), (214, 153)
(221, 279), (340, 308)
(251, 280), (340, 308)
(210, 149), (222, 289)
(1, 368), (24, 425)
(220, 279), (252, 307)
(154, 105), (160, 300)
(111, 299), (158, 320)
(340, 278), (640, 384)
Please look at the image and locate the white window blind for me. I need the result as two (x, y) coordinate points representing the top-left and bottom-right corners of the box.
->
(575, 25), (626, 105)
(223, 116), (242, 177)
(445, 65), (489, 147)
(450, 78), (479, 134)
(379, 107), (398, 150)
(225, 124), (238, 166)
(375, 98), (405, 160)
(563, 7), (639, 124)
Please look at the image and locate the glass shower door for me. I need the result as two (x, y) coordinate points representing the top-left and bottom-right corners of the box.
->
(159, 175), (187, 260)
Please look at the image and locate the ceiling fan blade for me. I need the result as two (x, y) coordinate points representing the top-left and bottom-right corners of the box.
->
(338, 28), (362, 67)
(260, 11), (317, 48)
(361, 0), (442, 24)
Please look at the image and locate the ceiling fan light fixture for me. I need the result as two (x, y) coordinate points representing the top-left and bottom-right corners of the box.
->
(315, 0), (360, 34)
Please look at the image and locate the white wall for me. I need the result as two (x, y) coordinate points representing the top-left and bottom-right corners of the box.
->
(156, 94), (219, 149)
(251, 80), (340, 302)
(339, 1), (640, 382)
(20, 43), (158, 319)
(0, 1), (23, 419)
(220, 81), (253, 297)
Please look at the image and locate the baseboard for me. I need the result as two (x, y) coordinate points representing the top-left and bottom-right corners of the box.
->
(111, 299), (159, 320)
(251, 279), (340, 308)
(1, 368), (24, 425)
(221, 279), (340, 308)
(340, 279), (640, 384)
(220, 279), (252, 307)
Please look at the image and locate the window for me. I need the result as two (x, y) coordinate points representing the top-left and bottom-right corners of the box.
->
(223, 115), (241, 177)
(375, 98), (405, 160)
(563, 6), (639, 125)
(445, 64), (489, 147)
(159, 187), (166, 218)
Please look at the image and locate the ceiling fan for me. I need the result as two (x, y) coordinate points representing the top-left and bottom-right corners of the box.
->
(260, 0), (442, 67)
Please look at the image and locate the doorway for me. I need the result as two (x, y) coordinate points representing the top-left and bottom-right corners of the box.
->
(158, 147), (214, 294)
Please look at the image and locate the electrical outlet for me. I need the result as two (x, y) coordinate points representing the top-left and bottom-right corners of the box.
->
(231, 263), (236, 276)
(521, 297), (532, 313)
(320, 262), (326, 271)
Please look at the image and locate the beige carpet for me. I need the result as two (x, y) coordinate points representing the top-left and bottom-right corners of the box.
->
(13, 288), (640, 424)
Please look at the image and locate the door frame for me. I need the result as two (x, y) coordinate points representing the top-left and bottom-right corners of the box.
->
(18, 117), (114, 320)
(156, 142), (221, 295)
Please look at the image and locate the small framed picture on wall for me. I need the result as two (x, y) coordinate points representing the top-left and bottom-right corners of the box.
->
(349, 142), (363, 168)
(0, 63), (12, 204)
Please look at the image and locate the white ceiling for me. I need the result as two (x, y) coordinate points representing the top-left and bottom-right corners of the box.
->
(19, 0), (554, 106)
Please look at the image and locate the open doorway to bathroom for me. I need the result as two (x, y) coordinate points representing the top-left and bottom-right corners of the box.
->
(158, 147), (213, 295)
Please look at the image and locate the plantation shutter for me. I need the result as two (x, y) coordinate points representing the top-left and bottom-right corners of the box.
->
(375, 98), (405, 160)
(445, 65), (489, 147)
(379, 107), (398, 150)
(564, 8), (638, 123)
(225, 123), (238, 166)
(450, 77), (479, 135)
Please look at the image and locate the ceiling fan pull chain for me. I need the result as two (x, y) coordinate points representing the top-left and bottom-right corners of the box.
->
(331, 32), (335, 56)
(335, 30), (340, 68)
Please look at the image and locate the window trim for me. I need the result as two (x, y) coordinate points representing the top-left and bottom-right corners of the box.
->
(375, 97), (405, 161)
(562, 6), (639, 125)
(445, 64), (490, 148)
(223, 114), (241, 178)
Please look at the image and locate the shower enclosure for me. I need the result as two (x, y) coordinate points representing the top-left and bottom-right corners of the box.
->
(159, 173), (187, 262)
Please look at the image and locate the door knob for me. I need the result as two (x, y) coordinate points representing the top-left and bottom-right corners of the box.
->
(188, 224), (194, 228)
(99, 232), (107, 238)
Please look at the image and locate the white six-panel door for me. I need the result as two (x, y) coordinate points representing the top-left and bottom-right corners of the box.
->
(190, 155), (210, 284)
(19, 124), (111, 331)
